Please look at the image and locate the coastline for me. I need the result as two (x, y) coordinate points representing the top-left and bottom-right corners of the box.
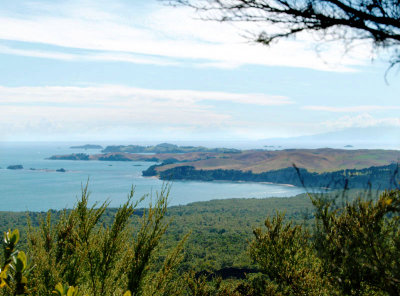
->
(143, 174), (301, 188)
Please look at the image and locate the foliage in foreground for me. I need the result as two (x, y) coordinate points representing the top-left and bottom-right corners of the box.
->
(243, 188), (400, 296)
(0, 184), (187, 296)
(0, 185), (399, 295)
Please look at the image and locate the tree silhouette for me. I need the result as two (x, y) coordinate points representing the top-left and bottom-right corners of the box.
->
(168, 0), (400, 67)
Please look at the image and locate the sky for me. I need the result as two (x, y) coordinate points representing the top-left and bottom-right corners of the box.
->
(0, 0), (399, 143)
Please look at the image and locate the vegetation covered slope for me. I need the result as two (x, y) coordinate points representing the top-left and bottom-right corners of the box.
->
(0, 185), (398, 296)
(0, 193), (316, 273)
(149, 163), (400, 189)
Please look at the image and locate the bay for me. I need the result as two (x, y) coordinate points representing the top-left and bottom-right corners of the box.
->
(0, 142), (306, 211)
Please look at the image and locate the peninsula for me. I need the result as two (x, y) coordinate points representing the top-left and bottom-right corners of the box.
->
(48, 146), (400, 189)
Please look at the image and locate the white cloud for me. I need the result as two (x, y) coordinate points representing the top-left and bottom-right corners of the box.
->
(0, 45), (180, 66)
(303, 105), (400, 113)
(0, 85), (292, 106)
(0, 45), (77, 60)
(0, 84), (292, 139)
(0, 0), (373, 71)
(323, 113), (400, 129)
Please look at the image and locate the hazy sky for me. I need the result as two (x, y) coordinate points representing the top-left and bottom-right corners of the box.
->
(1, 0), (399, 142)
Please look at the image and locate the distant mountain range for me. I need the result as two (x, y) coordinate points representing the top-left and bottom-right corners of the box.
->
(260, 127), (400, 149)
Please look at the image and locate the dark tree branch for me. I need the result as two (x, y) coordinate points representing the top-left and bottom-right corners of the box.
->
(165, 0), (400, 67)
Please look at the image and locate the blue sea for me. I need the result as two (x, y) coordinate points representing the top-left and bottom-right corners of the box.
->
(0, 142), (307, 211)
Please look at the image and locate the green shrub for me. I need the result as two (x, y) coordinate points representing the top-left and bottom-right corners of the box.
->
(0, 184), (399, 296)
(4, 183), (188, 296)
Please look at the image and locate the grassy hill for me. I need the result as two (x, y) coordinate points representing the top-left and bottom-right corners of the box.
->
(155, 148), (400, 173)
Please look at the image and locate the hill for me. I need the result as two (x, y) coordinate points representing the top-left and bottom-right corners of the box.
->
(153, 148), (400, 174)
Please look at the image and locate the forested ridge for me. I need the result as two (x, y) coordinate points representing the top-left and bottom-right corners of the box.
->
(144, 163), (400, 189)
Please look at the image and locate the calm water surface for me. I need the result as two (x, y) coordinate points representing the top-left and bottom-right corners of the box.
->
(0, 142), (306, 211)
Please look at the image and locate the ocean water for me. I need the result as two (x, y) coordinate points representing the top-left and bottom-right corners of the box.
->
(0, 142), (307, 211)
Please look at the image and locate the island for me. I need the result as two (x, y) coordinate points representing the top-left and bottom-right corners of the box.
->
(48, 145), (400, 189)
(101, 143), (240, 154)
(70, 144), (103, 150)
(48, 153), (90, 160)
(7, 165), (23, 170)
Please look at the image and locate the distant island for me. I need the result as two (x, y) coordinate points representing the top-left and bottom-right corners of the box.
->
(6, 165), (68, 173)
(7, 165), (23, 170)
(48, 146), (400, 189)
(344, 145), (354, 148)
(70, 144), (103, 149)
(49, 153), (90, 161)
(101, 143), (240, 154)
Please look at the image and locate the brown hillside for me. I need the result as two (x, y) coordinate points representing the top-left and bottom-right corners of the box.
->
(156, 148), (400, 173)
